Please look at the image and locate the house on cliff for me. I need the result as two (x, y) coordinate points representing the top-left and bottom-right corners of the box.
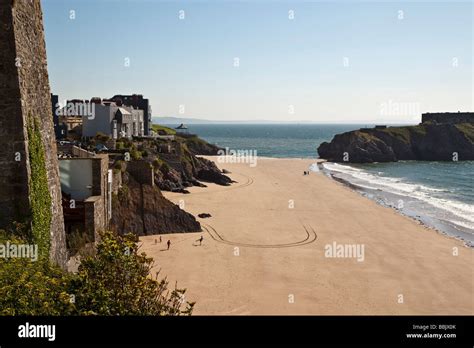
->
(109, 94), (153, 136)
(82, 99), (144, 139)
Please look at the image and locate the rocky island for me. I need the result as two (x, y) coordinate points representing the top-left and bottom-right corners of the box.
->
(318, 112), (474, 163)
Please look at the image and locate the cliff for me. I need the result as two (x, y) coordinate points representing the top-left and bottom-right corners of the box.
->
(119, 134), (232, 192)
(108, 133), (230, 235)
(318, 123), (474, 163)
(111, 172), (201, 236)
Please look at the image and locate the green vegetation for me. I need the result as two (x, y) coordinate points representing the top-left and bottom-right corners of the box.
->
(367, 125), (428, 144)
(410, 125), (428, 136)
(117, 185), (129, 202)
(26, 116), (52, 261)
(160, 162), (171, 174)
(455, 123), (474, 142)
(0, 230), (194, 315)
(152, 124), (176, 135)
(113, 160), (124, 171)
(152, 158), (164, 168)
(130, 148), (142, 160)
(355, 130), (379, 141)
(183, 135), (206, 146)
(382, 127), (412, 143)
(116, 138), (133, 150)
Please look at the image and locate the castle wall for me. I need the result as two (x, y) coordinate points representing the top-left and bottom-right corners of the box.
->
(0, 0), (67, 267)
(422, 112), (474, 124)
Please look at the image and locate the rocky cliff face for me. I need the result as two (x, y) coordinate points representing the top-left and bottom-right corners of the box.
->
(178, 134), (222, 156)
(109, 133), (230, 235)
(111, 172), (201, 236)
(149, 138), (232, 192)
(318, 123), (474, 163)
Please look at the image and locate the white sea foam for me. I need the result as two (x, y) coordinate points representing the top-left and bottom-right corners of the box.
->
(309, 163), (320, 172)
(322, 162), (474, 231)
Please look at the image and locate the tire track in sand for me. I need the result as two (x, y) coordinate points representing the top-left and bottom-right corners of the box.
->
(202, 223), (317, 249)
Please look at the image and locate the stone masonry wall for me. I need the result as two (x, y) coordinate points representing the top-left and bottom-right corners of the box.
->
(84, 196), (105, 243)
(92, 154), (110, 225)
(0, 0), (67, 267)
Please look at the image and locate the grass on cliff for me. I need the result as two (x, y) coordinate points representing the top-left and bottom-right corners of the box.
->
(455, 123), (474, 142)
(377, 125), (427, 143)
(152, 124), (176, 135)
(382, 127), (412, 143)
(0, 230), (194, 315)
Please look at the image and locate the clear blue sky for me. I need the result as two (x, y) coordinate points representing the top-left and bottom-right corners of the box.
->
(42, 0), (473, 123)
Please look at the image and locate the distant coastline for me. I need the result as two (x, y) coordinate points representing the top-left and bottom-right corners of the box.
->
(153, 116), (414, 125)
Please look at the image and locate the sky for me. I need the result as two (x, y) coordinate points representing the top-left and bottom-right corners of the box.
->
(42, 0), (473, 123)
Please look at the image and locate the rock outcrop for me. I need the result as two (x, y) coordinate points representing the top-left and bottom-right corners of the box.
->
(318, 123), (474, 163)
(179, 134), (222, 156)
(111, 172), (201, 236)
(147, 137), (232, 191)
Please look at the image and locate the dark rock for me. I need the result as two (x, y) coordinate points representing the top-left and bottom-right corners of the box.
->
(180, 135), (222, 155)
(198, 213), (212, 218)
(134, 134), (233, 191)
(197, 168), (232, 186)
(318, 123), (474, 163)
(111, 174), (201, 236)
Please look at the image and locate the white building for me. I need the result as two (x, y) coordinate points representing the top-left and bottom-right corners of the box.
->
(82, 100), (144, 139)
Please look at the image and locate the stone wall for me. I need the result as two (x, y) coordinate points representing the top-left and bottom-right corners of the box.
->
(57, 144), (96, 158)
(112, 169), (122, 195)
(422, 112), (474, 124)
(0, 0), (67, 267)
(92, 154), (110, 227)
(84, 196), (105, 243)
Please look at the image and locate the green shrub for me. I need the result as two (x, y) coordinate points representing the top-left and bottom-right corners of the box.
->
(0, 232), (75, 316)
(0, 231), (194, 316)
(161, 162), (170, 174)
(72, 231), (194, 315)
(114, 160), (123, 170)
(152, 158), (163, 168)
(130, 148), (142, 160)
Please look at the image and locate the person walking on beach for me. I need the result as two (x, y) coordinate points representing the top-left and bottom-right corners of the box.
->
(198, 235), (204, 246)
(159, 236), (162, 243)
(167, 240), (171, 250)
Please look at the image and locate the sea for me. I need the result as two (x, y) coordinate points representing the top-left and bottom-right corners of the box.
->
(168, 124), (474, 246)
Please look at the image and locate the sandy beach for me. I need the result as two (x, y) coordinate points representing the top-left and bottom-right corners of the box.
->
(140, 157), (473, 315)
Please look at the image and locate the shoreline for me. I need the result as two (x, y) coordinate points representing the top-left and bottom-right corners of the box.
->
(140, 157), (473, 315)
(319, 162), (474, 248)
